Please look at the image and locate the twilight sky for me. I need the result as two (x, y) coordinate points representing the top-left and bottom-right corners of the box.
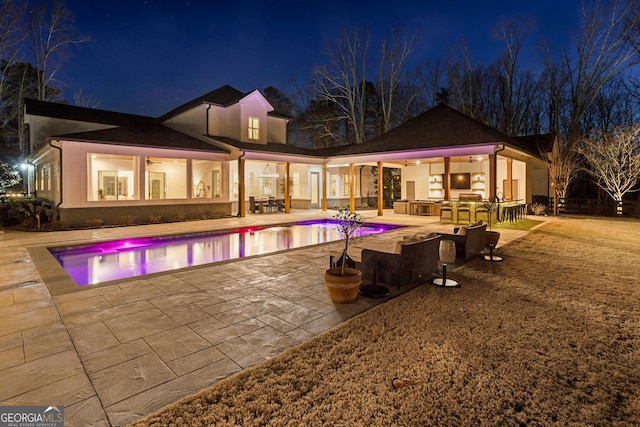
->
(59, 0), (584, 117)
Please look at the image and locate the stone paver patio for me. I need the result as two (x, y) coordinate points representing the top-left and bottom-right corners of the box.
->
(0, 210), (538, 426)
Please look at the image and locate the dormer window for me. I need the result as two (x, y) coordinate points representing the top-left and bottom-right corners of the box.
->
(248, 116), (260, 140)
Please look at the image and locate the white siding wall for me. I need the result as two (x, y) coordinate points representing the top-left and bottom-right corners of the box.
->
(239, 102), (267, 144)
(402, 164), (430, 199)
(292, 164), (310, 199)
(227, 104), (242, 141)
(267, 116), (288, 144)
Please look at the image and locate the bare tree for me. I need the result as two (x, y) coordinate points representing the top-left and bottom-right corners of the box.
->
(491, 16), (544, 136)
(561, 0), (640, 142)
(73, 88), (100, 108)
(28, 0), (90, 101)
(311, 28), (370, 145)
(377, 29), (415, 133)
(413, 58), (446, 109)
(445, 39), (486, 120)
(311, 28), (416, 145)
(543, 135), (581, 216)
(0, 0), (26, 153)
(0, 0), (25, 96)
(582, 76), (638, 132)
(540, 0), (640, 215)
(579, 125), (640, 214)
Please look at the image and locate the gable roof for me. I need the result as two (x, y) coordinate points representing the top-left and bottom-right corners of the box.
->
(159, 85), (292, 121)
(332, 104), (513, 156)
(159, 85), (246, 120)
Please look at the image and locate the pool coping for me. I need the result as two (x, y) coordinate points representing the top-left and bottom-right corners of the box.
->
(30, 220), (407, 297)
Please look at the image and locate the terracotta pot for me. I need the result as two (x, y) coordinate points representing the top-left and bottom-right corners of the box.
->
(484, 230), (501, 248)
(324, 267), (362, 303)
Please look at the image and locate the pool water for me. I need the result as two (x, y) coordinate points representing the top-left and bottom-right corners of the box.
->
(49, 220), (402, 286)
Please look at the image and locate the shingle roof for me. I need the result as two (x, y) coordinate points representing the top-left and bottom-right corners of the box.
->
(207, 136), (318, 156)
(54, 125), (228, 153)
(159, 85), (292, 121)
(159, 85), (247, 120)
(24, 98), (153, 126)
(509, 134), (553, 157)
(331, 104), (514, 156)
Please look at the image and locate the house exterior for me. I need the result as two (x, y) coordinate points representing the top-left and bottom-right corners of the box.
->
(24, 85), (549, 227)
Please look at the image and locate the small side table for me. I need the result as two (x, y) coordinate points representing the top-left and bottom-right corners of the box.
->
(359, 267), (390, 298)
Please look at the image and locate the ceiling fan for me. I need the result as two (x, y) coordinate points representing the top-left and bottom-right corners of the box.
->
(146, 157), (163, 165)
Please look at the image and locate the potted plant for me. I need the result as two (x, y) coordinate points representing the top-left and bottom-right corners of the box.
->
(324, 207), (364, 303)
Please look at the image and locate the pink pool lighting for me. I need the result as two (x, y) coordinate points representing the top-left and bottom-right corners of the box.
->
(49, 220), (401, 286)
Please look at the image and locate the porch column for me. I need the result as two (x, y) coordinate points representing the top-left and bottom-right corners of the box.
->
(489, 154), (496, 201)
(187, 160), (193, 200)
(284, 162), (291, 213)
(506, 158), (513, 200)
(444, 157), (451, 200)
(349, 163), (355, 213)
(238, 157), (245, 217)
(377, 161), (383, 216)
(322, 164), (327, 211)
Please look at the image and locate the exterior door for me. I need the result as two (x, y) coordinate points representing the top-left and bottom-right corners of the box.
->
(406, 181), (415, 200)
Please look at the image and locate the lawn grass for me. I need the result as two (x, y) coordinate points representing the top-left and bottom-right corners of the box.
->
(491, 218), (543, 231)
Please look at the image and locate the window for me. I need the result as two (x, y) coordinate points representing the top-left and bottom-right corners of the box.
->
(38, 165), (51, 192)
(341, 173), (359, 197)
(192, 159), (223, 198)
(144, 157), (186, 199)
(329, 173), (337, 197)
(248, 116), (260, 140)
(342, 174), (350, 196)
(88, 153), (139, 201)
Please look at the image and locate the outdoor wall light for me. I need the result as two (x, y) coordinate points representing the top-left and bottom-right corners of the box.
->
(432, 239), (459, 287)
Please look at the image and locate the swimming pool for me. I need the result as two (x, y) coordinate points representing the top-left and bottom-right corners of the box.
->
(49, 219), (402, 286)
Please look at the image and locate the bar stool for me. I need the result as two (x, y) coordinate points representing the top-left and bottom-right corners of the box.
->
(457, 202), (471, 223)
(475, 203), (489, 223)
(440, 201), (453, 223)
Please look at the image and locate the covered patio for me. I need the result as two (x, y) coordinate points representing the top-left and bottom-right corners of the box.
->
(236, 106), (547, 223)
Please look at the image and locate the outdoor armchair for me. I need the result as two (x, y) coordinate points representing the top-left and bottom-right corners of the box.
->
(358, 233), (442, 289)
(438, 222), (487, 261)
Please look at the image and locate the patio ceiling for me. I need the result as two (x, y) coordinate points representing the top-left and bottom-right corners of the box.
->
(324, 144), (499, 166)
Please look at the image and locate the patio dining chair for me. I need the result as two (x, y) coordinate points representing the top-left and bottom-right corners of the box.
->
(265, 198), (277, 213)
(249, 196), (259, 214)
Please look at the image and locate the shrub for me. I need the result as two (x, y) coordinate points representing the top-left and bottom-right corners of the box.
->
(86, 219), (104, 228)
(149, 214), (163, 223)
(530, 203), (546, 215)
(0, 197), (51, 228)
